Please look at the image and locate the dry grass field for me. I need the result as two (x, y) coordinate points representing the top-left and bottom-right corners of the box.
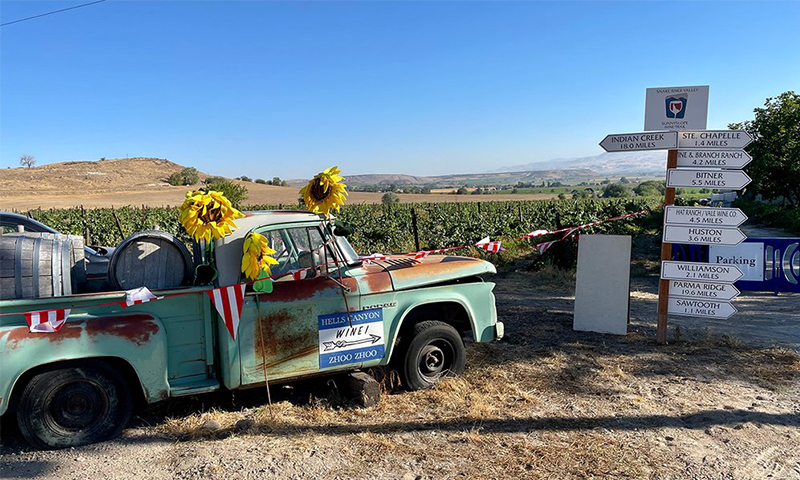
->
(0, 158), (556, 210)
(2, 260), (798, 479)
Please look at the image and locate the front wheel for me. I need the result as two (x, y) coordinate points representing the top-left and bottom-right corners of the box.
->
(16, 364), (133, 449)
(398, 320), (466, 390)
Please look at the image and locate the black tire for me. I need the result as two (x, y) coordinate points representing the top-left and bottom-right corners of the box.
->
(16, 364), (132, 449)
(397, 320), (466, 390)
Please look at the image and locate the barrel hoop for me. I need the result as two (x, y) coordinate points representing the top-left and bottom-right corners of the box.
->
(61, 238), (72, 295)
(52, 237), (60, 296)
(32, 237), (41, 294)
(14, 237), (23, 297)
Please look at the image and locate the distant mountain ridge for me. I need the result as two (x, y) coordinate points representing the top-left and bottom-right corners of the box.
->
(493, 151), (667, 176)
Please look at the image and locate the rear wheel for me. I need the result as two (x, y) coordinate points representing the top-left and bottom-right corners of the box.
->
(16, 364), (132, 449)
(398, 320), (466, 390)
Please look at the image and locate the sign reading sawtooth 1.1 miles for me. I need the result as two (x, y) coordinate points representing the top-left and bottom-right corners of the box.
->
(667, 297), (737, 319)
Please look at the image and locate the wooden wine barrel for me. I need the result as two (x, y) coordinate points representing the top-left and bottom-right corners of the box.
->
(108, 230), (193, 291)
(0, 234), (85, 300)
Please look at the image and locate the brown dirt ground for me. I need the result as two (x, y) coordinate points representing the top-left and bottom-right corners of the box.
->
(0, 159), (555, 210)
(1, 253), (798, 479)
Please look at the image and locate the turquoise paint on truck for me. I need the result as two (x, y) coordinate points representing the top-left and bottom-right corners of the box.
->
(0, 212), (502, 445)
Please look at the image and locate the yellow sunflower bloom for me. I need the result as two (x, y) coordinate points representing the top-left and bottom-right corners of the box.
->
(179, 189), (245, 243)
(299, 166), (348, 215)
(241, 231), (279, 280)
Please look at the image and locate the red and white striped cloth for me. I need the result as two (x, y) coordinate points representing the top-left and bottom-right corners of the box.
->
(358, 253), (388, 264)
(289, 267), (315, 281)
(120, 286), (163, 307)
(535, 240), (558, 254)
(206, 284), (246, 341)
(475, 237), (506, 253)
(410, 248), (452, 259)
(24, 308), (71, 333)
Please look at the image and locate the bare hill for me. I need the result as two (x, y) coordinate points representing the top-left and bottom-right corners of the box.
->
(0, 158), (556, 210)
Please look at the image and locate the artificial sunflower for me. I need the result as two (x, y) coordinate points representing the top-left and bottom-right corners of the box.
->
(299, 166), (348, 215)
(179, 189), (245, 243)
(241, 231), (278, 280)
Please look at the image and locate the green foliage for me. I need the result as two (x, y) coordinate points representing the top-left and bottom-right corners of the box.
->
(167, 167), (200, 186)
(255, 178), (267, 184)
(734, 199), (800, 235)
(634, 180), (665, 197)
(206, 180), (248, 208)
(730, 91), (800, 206)
(204, 176), (226, 184)
(601, 183), (630, 198)
(24, 199), (660, 258)
(382, 192), (400, 205)
(238, 175), (252, 182)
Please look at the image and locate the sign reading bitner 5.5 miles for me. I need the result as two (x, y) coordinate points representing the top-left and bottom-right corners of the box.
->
(666, 169), (752, 189)
(599, 131), (677, 152)
(661, 261), (743, 283)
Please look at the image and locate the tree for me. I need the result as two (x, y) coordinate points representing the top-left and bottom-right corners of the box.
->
(730, 91), (800, 206)
(167, 167), (200, 186)
(255, 178), (267, 184)
(19, 154), (35, 168)
(601, 183), (630, 198)
(381, 192), (400, 205)
(238, 175), (252, 182)
(206, 180), (248, 208)
(272, 177), (283, 186)
(634, 180), (666, 197)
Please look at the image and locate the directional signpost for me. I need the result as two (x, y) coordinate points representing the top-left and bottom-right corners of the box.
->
(676, 149), (752, 169)
(663, 225), (746, 246)
(666, 169), (752, 190)
(667, 297), (737, 319)
(678, 130), (754, 149)
(599, 131), (677, 152)
(600, 86), (754, 342)
(664, 206), (748, 227)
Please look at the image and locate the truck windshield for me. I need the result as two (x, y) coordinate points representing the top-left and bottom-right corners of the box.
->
(335, 235), (359, 264)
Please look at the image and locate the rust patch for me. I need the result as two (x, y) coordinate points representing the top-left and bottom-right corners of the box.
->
(362, 270), (393, 294)
(3, 322), (83, 349)
(85, 314), (159, 346)
(254, 308), (317, 369)
(261, 276), (358, 303)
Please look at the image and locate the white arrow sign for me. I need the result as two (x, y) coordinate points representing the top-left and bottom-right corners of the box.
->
(678, 130), (753, 149)
(676, 149), (752, 169)
(599, 131), (677, 152)
(663, 225), (746, 246)
(661, 261), (743, 283)
(669, 280), (740, 301)
(665, 206), (748, 227)
(668, 297), (737, 319)
(666, 169), (751, 189)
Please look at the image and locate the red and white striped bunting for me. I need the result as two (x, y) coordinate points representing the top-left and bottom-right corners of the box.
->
(120, 286), (163, 307)
(475, 237), (507, 253)
(24, 308), (71, 333)
(358, 253), (388, 264)
(206, 284), (246, 341)
(535, 240), (558, 254)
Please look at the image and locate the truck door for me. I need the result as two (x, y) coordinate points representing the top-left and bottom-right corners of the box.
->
(237, 223), (361, 385)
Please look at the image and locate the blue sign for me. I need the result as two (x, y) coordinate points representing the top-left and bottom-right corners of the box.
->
(318, 308), (385, 368)
(672, 237), (800, 294)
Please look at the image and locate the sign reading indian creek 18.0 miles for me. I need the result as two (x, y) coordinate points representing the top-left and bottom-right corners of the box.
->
(599, 131), (678, 152)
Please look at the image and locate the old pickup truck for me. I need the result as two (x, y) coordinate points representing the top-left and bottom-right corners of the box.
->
(0, 211), (502, 449)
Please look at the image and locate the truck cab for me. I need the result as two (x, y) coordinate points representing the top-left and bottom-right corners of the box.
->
(0, 211), (502, 449)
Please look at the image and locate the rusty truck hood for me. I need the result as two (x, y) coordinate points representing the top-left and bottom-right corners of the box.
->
(357, 255), (496, 293)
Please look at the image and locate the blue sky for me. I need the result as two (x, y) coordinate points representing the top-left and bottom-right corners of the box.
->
(1, 1), (798, 179)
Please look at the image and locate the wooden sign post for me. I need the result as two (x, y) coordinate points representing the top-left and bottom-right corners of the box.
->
(657, 150), (677, 344)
